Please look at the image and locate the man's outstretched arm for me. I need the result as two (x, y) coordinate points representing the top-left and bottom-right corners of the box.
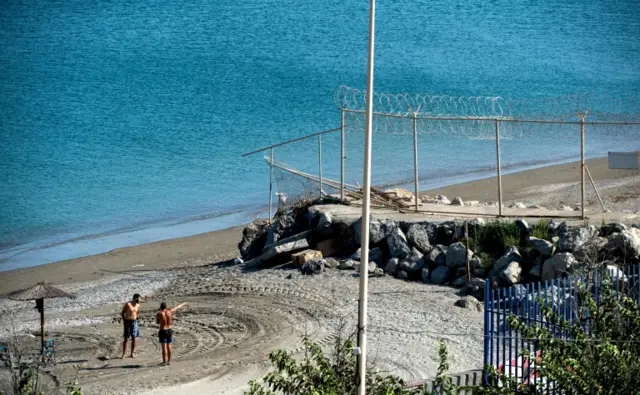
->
(170, 303), (187, 313)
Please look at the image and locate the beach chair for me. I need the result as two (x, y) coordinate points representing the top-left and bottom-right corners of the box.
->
(41, 339), (56, 365)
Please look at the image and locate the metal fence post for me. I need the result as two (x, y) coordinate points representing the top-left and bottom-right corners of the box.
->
(483, 279), (490, 385)
(341, 110), (345, 201)
(318, 135), (323, 197)
(269, 148), (274, 223)
(495, 120), (503, 216)
(412, 112), (419, 211)
(579, 113), (586, 220)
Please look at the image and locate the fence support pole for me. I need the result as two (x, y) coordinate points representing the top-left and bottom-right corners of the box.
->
(318, 135), (323, 196)
(495, 120), (503, 217)
(340, 110), (345, 202)
(412, 112), (419, 212)
(579, 114), (586, 220)
(269, 148), (274, 223)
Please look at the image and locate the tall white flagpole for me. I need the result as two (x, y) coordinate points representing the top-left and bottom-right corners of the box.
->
(357, 0), (376, 393)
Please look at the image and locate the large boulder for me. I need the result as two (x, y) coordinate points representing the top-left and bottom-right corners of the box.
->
(421, 268), (431, 283)
(396, 270), (409, 280)
(600, 223), (626, 237)
(557, 226), (599, 252)
(435, 222), (457, 246)
(385, 258), (399, 275)
(406, 223), (432, 253)
(461, 277), (486, 301)
(446, 242), (473, 268)
(608, 228), (640, 259)
(425, 245), (447, 266)
(499, 262), (522, 285)
(245, 231), (311, 268)
(353, 216), (397, 245)
(573, 237), (608, 262)
(238, 222), (267, 260)
(488, 246), (522, 280)
(529, 237), (553, 256)
(398, 247), (424, 273)
(350, 247), (383, 266)
(451, 276), (468, 288)
(455, 296), (483, 312)
(386, 228), (411, 259)
(542, 252), (577, 281)
(430, 265), (452, 284)
(451, 197), (464, 206)
(515, 219), (531, 236)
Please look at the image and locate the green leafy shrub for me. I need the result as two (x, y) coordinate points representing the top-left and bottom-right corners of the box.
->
(530, 219), (550, 240)
(469, 221), (521, 255)
(244, 336), (412, 395)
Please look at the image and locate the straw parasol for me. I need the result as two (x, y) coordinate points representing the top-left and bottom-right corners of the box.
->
(7, 281), (75, 358)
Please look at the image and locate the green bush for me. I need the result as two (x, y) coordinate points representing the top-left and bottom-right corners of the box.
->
(530, 219), (550, 240)
(470, 221), (520, 255)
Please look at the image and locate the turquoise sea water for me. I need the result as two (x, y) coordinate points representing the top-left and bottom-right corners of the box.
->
(1, 0), (639, 269)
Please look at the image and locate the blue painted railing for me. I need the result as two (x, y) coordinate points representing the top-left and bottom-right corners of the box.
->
(483, 264), (640, 391)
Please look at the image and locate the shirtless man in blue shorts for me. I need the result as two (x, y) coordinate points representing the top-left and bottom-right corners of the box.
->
(156, 301), (187, 365)
(121, 293), (141, 359)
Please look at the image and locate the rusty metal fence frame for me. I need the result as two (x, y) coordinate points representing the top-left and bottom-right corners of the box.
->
(241, 107), (640, 222)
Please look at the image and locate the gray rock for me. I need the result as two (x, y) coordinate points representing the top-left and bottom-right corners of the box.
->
(368, 261), (377, 273)
(446, 242), (473, 268)
(529, 264), (541, 279)
(618, 229), (640, 258)
(607, 264), (627, 283)
(338, 259), (358, 270)
(384, 258), (399, 275)
(451, 197), (464, 206)
(558, 226), (599, 252)
(398, 247), (425, 273)
(350, 247), (383, 266)
(316, 212), (332, 228)
(542, 252), (577, 281)
(425, 245), (447, 266)
(451, 276), (468, 287)
(430, 265), (452, 284)
(600, 223), (626, 237)
(455, 296), (483, 312)
(470, 256), (482, 269)
(421, 268), (431, 283)
(406, 224), (432, 253)
(373, 267), (384, 277)
(461, 277), (487, 301)
(515, 219), (531, 235)
(396, 270), (409, 280)
(573, 237), (607, 262)
(323, 257), (340, 269)
(233, 258), (244, 265)
(386, 228), (411, 259)
(488, 246), (521, 280)
(301, 259), (324, 275)
(456, 266), (470, 277)
(436, 222), (457, 246)
(509, 202), (527, 209)
(499, 262), (522, 285)
(353, 216), (397, 245)
(472, 268), (486, 278)
(529, 237), (553, 256)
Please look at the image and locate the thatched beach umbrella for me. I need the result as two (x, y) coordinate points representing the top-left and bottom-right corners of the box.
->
(7, 281), (75, 358)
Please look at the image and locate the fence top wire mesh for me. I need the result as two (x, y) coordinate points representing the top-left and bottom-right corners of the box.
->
(334, 85), (640, 123)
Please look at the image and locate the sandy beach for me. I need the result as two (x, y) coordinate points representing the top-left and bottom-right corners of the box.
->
(1, 157), (638, 395)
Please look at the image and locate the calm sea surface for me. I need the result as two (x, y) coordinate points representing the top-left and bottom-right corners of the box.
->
(1, 0), (639, 269)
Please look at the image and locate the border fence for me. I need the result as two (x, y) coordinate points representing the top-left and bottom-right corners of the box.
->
(483, 264), (640, 392)
(241, 86), (640, 221)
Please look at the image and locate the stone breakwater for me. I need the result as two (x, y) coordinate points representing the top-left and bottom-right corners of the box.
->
(238, 201), (640, 308)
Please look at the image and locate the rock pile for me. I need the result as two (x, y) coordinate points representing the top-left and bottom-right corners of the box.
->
(238, 204), (640, 304)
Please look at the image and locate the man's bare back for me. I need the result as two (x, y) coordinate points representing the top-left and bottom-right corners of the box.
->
(156, 309), (173, 330)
